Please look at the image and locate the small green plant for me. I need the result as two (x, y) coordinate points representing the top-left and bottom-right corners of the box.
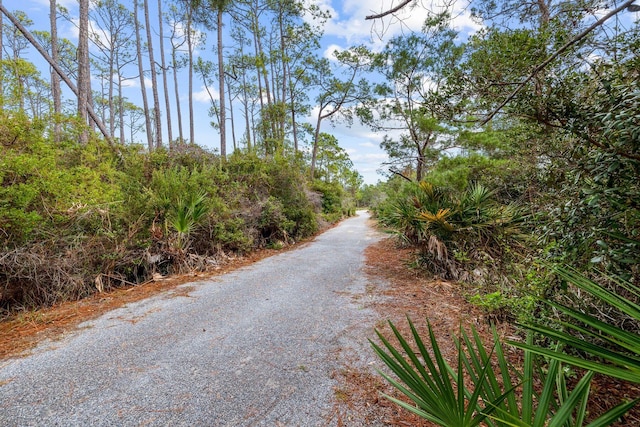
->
(370, 318), (510, 426)
(376, 180), (523, 280)
(169, 191), (209, 250)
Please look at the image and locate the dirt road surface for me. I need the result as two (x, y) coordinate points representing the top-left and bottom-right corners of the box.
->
(0, 211), (383, 426)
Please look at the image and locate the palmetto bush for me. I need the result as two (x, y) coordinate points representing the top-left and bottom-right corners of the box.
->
(513, 267), (640, 384)
(377, 181), (522, 278)
(372, 317), (637, 427)
(372, 268), (640, 425)
(169, 191), (209, 251)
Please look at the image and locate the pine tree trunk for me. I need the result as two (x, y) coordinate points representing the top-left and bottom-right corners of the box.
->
(0, 0), (3, 110)
(144, 0), (162, 149)
(217, 8), (226, 158)
(310, 114), (322, 178)
(157, 0), (173, 149)
(77, 0), (90, 144)
(134, 0), (153, 151)
(50, 0), (61, 142)
(226, 78), (236, 152)
(172, 46), (184, 145)
(241, 63), (251, 151)
(186, 7), (194, 144)
(107, 42), (115, 138)
(118, 78), (125, 143)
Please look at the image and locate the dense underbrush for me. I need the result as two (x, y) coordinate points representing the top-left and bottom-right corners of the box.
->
(0, 115), (351, 315)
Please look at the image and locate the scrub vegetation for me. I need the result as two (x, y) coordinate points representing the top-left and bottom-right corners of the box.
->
(0, 120), (358, 312)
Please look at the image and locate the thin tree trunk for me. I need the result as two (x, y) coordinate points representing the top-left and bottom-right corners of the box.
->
(279, 11), (288, 144)
(157, 0), (172, 149)
(187, 7), (194, 144)
(288, 56), (299, 152)
(50, 0), (61, 142)
(172, 46), (184, 144)
(77, 0), (90, 143)
(252, 29), (264, 116)
(99, 73), (107, 124)
(217, 8), (226, 158)
(241, 63), (251, 151)
(0, 0), (3, 110)
(279, 12), (286, 113)
(226, 78), (236, 152)
(144, 0), (162, 149)
(310, 113), (322, 178)
(107, 43), (115, 137)
(255, 31), (276, 147)
(118, 77), (125, 143)
(291, 101), (298, 152)
(133, 0), (153, 151)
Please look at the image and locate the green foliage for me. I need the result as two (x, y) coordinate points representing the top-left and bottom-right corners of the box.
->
(356, 182), (387, 208)
(0, 114), (123, 246)
(513, 267), (640, 384)
(258, 196), (295, 244)
(365, 16), (463, 181)
(539, 73), (640, 281)
(376, 180), (522, 278)
(169, 191), (209, 250)
(209, 217), (254, 253)
(366, 4), (640, 423)
(372, 318), (637, 426)
(371, 319), (507, 426)
(311, 180), (345, 223)
(424, 154), (511, 195)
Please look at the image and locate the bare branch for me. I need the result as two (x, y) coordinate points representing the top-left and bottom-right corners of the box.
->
(366, 0), (414, 20)
(389, 167), (414, 182)
(585, 134), (640, 161)
(481, 0), (636, 125)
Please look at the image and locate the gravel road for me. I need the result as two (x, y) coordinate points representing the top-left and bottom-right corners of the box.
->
(0, 211), (383, 426)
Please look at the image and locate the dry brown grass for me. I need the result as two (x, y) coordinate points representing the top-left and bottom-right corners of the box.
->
(0, 245), (304, 360)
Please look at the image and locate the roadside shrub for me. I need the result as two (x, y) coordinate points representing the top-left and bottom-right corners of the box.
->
(0, 111), (339, 313)
(377, 180), (523, 279)
(259, 196), (295, 244)
(311, 180), (345, 223)
(0, 124), (122, 247)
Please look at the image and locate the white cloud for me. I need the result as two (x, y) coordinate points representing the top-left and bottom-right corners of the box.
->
(120, 76), (153, 90)
(193, 85), (219, 103)
(323, 44), (344, 60)
(321, 0), (483, 52)
(350, 152), (389, 163)
(359, 141), (377, 148)
(120, 78), (139, 89)
(88, 19), (112, 50)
